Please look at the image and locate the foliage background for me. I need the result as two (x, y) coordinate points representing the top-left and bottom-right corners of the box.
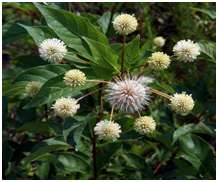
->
(2, 2), (216, 180)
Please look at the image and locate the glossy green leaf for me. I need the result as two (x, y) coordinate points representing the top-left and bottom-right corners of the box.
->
(22, 144), (70, 166)
(98, 11), (111, 34)
(14, 64), (70, 83)
(63, 117), (87, 148)
(54, 153), (90, 174)
(19, 24), (56, 45)
(173, 122), (214, 144)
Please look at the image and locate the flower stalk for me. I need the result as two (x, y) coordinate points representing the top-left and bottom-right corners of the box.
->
(150, 88), (171, 99)
(121, 35), (126, 74)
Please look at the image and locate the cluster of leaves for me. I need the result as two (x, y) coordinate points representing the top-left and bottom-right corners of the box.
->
(3, 2), (216, 180)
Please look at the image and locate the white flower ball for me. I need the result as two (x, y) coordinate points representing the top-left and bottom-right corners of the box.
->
(94, 120), (121, 141)
(106, 77), (150, 113)
(134, 116), (156, 135)
(52, 97), (80, 118)
(173, 39), (200, 62)
(39, 38), (67, 63)
(170, 92), (194, 115)
(25, 81), (42, 97)
(113, 13), (138, 35)
(64, 69), (86, 87)
(148, 52), (171, 70)
(153, 36), (166, 47)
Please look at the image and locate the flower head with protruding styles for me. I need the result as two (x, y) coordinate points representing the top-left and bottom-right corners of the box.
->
(39, 38), (67, 63)
(153, 36), (166, 47)
(113, 13), (138, 35)
(94, 120), (121, 141)
(134, 116), (156, 135)
(173, 39), (200, 62)
(147, 52), (171, 70)
(105, 76), (150, 113)
(52, 97), (80, 118)
(170, 92), (194, 115)
(64, 69), (86, 87)
(25, 81), (42, 97)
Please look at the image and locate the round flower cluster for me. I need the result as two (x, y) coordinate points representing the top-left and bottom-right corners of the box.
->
(147, 52), (171, 70)
(52, 97), (80, 118)
(170, 92), (194, 115)
(64, 69), (86, 87)
(106, 77), (150, 113)
(25, 81), (42, 97)
(134, 116), (156, 135)
(153, 36), (166, 47)
(94, 120), (121, 141)
(39, 38), (67, 63)
(173, 39), (200, 62)
(113, 13), (138, 35)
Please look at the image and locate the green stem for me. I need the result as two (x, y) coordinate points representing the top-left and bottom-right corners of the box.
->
(92, 83), (104, 179)
(121, 35), (126, 75)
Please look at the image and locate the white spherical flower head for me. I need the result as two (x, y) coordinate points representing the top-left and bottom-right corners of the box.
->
(106, 77), (150, 113)
(173, 39), (200, 62)
(170, 92), (194, 115)
(113, 13), (138, 35)
(52, 97), (80, 118)
(94, 120), (121, 141)
(39, 38), (67, 63)
(134, 116), (156, 135)
(64, 69), (86, 87)
(153, 36), (166, 47)
(148, 52), (171, 70)
(25, 81), (42, 97)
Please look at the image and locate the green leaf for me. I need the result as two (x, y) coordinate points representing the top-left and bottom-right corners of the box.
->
(22, 144), (70, 166)
(125, 35), (140, 67)
(82, 37), (120, 79)
(177, 151), (202, 170)
(63, 117), (87, 148)
(191, 7), (216, 19)
(14, 55), (46, 69)
(54, 153), (90, 174)
(17, 121), (55, 134)
(24, 74), (97, 108)
(178, 134), (215, 171)
(36, 162), (50, 179)
(96, 142), (121, 170)
(98, 11), (111, 34)
(34, 3), (108, 60)
(173, 122), (214, 144)
(3, 22), (28, 44)
(198, 41), (216, 63)
(14, 64), (70, 83)
(19, 24), (56, 45)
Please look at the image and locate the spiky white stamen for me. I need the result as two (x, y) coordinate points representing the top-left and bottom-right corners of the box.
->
(105, 76), (150, 113)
